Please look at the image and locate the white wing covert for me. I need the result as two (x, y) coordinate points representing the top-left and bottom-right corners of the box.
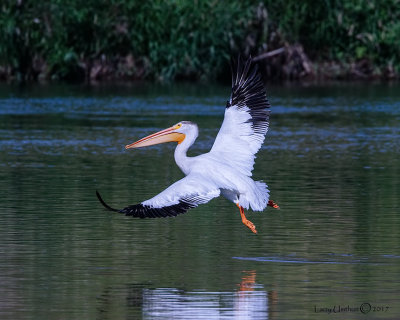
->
(210, 57), (270, 176)
(119, 173), (220, 218)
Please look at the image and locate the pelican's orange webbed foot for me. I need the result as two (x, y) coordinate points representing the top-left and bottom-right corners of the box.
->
(268, 200), (280, 209)
(236, 204), (257, 234)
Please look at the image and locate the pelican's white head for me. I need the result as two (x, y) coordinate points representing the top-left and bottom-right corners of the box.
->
(125, 121), (198, 149)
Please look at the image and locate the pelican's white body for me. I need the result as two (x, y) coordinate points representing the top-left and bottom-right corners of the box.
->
(133, 57), (272, 217)
(142, 111), (270, 211)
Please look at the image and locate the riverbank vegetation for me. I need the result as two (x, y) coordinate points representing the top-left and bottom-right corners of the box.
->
(0, 0), (399, 82)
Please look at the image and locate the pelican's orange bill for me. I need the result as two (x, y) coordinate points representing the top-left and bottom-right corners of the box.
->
(125, 125), (185, 149)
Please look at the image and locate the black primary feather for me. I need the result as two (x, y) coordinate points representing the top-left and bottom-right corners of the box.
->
(96, 191), (196, 219)
(227, 55), (270, 135)
(96, 190), (119, 212)
(119, 201), (195, 219)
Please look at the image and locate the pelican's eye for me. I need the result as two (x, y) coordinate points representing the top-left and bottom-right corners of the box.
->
(175, 123), (182, 129)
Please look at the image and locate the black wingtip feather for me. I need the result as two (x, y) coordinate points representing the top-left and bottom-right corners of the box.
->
(119, 201), (196, 219)
(227, 55), (270, 135)
(96, 190), (120, 212)
(96, 190), (198, 219)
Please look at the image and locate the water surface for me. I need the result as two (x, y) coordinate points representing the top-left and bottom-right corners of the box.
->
(0, 82), (399, 319)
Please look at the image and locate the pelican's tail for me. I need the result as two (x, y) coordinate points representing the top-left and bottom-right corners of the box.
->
(251, 180), (270, 211)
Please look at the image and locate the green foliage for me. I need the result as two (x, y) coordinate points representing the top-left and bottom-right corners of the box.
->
(0, 0), (399, 81)
(0, 0), (259, 81)
(0, 1), (47, 80)
(125, 0), (257, 81)
(264, 0), (400, 68)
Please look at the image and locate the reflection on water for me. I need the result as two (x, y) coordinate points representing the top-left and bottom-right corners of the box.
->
(96, 271), (276, 320)
(0, 83), (399, 320)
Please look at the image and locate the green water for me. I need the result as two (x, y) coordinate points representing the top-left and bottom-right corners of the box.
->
(0, 83), (399, 319)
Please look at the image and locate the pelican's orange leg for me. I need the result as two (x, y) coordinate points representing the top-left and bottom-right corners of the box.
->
(236, 203), (257, 234)
(268, 200), (280, 209)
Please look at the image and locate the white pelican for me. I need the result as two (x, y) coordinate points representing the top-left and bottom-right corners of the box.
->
(97, 56), (279, 234)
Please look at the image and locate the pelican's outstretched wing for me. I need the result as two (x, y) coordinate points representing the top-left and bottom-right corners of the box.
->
(96, 173), (220, 218)
(210, 56), (270, 176)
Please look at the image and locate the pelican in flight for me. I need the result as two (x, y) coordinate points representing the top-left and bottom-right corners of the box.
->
(97, 56), (279, 234)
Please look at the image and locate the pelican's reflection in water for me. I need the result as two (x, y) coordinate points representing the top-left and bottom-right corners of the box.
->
(138, 271), (277, 319)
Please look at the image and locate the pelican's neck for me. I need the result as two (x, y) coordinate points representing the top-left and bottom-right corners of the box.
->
(174, 128), (198, 175)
